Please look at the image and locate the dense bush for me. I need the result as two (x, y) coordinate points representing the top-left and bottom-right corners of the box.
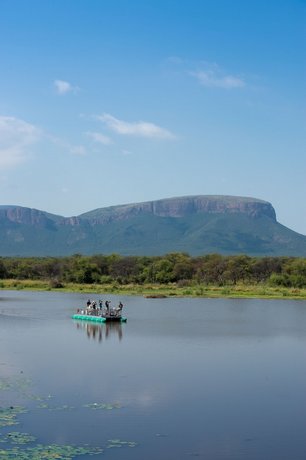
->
(0, 253), (306, 288)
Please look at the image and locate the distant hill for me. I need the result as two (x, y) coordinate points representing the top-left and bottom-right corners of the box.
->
(0, 195), (306, 257)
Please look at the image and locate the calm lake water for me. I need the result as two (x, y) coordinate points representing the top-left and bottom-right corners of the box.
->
(0, 290), (305, 459)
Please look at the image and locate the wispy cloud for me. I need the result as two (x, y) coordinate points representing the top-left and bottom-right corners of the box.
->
(189, 68), (245, 89)
(54, 79), (79, 95)
(86, 131), (113, 145)
(167, 57), (246, 89)
(0, 116), (41, 169)
(97, 113), (176, 140)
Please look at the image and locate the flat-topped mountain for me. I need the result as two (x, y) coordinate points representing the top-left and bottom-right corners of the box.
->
(0, 196), (305, 257)
(79, 195), (276, 222)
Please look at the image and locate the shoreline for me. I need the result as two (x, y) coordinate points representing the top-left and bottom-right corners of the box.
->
(1, 279), (306, 300)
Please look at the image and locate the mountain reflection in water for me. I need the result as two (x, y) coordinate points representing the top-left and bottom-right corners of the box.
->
(74, 320), (123, 342)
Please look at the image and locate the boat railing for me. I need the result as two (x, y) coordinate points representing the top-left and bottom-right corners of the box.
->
(78, 307), (122, 318)
(77, 301), (124, 319)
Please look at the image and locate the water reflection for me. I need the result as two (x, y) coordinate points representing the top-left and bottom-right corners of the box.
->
(74, 320), (123, 342)
(1, 291), (306, 460)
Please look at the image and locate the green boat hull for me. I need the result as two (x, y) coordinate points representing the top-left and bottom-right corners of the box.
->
(72, 314), (127, 323)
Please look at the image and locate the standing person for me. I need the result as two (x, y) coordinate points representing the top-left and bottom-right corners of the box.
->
(105, 300), (110, 313)
(99, 300), (103, 310)
(115, 301), (123, 316)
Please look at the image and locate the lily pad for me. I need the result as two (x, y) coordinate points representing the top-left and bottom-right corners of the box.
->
(107, 439), (137, 448)
(0, 407), (27, 428)
(0, 432), (36, 445)
(0, 443), (103, 459)
(37, 403), (74, 411)
(25, 394), (50, 402)
(84, 402), (122, 410)
(0, 376), (52, 405)
(0, 377), (32, 394)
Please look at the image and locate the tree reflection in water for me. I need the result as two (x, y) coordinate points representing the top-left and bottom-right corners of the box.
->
(74, 321), (123, 342)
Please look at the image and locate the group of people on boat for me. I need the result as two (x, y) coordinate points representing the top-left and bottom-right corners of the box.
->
(77, 299), (124, 318)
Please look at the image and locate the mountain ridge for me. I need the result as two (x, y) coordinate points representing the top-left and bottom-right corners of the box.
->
(0, 195), (305, 257)
(79, 195), (277, 223)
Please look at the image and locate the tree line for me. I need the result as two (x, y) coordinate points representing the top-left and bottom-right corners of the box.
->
(1, 253), (306, 288)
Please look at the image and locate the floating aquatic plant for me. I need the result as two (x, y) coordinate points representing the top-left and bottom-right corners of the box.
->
(0, 443), (103, 459)
(84, 402), (122, 410)
(0, 376), (52, 406)
(0, 380), (11, 392)
(0, 407), (27, 428)
(0, 431), (36, 445)
(107, 439), (137, 449)
(36, 403), (48, 409)
(0, 378), (135, 458)
(37, 403), (74, 411)
(0, 377), (32, 393)
(25, 393), (52, 402)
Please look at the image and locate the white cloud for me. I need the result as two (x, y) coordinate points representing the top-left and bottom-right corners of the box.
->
(0, 116), (41, 169)
(54, 79), (79, 95)
(190, 70), (245, 89)
(86, 131), (112, 145)
(98, 113), (176, 140)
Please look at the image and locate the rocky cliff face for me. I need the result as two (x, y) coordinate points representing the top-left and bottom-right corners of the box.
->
(0, 206), (57, 228)
(80, 196), (277, 224)
(0, 206), (83, 228)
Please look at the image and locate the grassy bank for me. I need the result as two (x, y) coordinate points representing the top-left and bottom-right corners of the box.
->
(1, 279), (306, 300)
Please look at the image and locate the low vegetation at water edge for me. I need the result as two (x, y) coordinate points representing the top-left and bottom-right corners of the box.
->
(1, 253), (306, 299)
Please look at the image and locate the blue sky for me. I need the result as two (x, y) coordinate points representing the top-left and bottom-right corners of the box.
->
(0, 0), (305, 234)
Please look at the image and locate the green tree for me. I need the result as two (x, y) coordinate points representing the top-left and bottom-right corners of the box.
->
(0, 259), (7, 279)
